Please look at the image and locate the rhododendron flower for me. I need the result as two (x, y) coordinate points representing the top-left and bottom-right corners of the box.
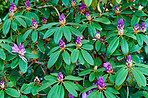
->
(31, 19), (38, 29)
(9, 7), (14, 17)
(80, 2), (85, 14)
(42, 17), (47, 24)
(86, 12), (91, 21)
(10, 2), (17, 11)
(59, 13), (66, 25)
(126, 55), (132, 68)
(71, 0), (76, 7)
(104, 62), (113, 73)
(57, 72), (63, 82)
(115, 5), (119, 14)
(141, 22), (146, 32)
(0, 80), (4, 89)
(12, 43), (26, 56)
(59, 39), (65, 50)
(76, 36), (82, 48)
(96, 76), (105, 90)
(26, 0), (31, 11)
(82, 92), (87, 98)
(68, 93), (74, 98)
(133, 23), (140, 33)
(94, 31), (100, 40)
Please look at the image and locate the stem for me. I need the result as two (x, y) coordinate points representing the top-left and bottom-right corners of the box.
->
(103, 0), (110, 13)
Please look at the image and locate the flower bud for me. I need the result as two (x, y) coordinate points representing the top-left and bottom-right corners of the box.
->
(94, 31), (100, 40)
(86, 12), (91, 21)
(104, 62), (113, 73)
(80, 2), (85, 14)
(68, 93), (74, 98)
(126, 55), (132, 68)
(59, 13), (66, 25)
(94, 66), (97, 71)
(42, 17), (47, 24)
(71, 0), (76, 7)
(96, 76), (105, 90)
(31, 19), (38, 29)
(76, 36), (82, 48)
(9, 7), (14, 17)
(26, 0), (31, 11)
(10, 2), (17, 11)
(115, 5), (119, 14)
(117, 19), (124, 30)
(0, 80), (4, 89)
(59, 39), (65, 50)
(57, 72), (63, 82)
(141, 22), (146, 32)
(133, 23), (140, 33)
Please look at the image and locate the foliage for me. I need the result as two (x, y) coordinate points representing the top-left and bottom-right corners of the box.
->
(0, 0), (148, 98)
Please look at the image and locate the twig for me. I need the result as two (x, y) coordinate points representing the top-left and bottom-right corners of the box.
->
(40, 65), (46, 75)
(38, 94), (47, 96)
(126, 83), (129, 98)
(27, 62), (33, 69)
(103, 0), (110, 13)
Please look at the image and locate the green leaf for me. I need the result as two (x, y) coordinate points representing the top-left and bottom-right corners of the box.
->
(88, 23), (96, 38)
(54, 27), (63, 44)
(37, 40), (45, 52)
(64, 81), (78, 97)
(0, 48), (6, 60)
(82, 44), (93, 50)
(124, 33), (136, 40)
(56, 85), (65, 98)
(104, 90), (116, 98)
(87, 90), (98, 98)
(129, 44), (142, 53)
(95, 40), (101, 51)
(15, 17), (27, 28)
(81, 50), (94, 65)
(78, 69), (92, 76)
(135, 67), (148, 75)
(106, 87), (119, 94)
(135, 10), (147, 16)
(84, 0), (92, 7)
(32, 30), (38, 43)
(131, 15), (140, 27)
(25, 53), (38, 58)
(52, 0), (59, 6)
(3, 19), (11, 35)
(19, 59), (27, 73)
(62, 51), (71, 65)
(47, 51), (61, 68)
(143, 91), (148, 98)
(93, 17), (111, 24)
(47, 85), (58, 98)
(65, 75), (83, 81)
(38, 80), (57, 91)
(11, 58), (19, 69)
(5, 88), (20, 97)
(132, 69), (146, 86)
(136, 34), (143, 46)
(115, 68), (128, 86)
(63, 26), (71, 41)
(141, 35), (148, 45)
(65, 64), (74, 75)
(38, 22), (58, 31)
(82, 85), (97, 93)
(89, 72), (95, 82)
(17, 34), (22, 45)
(11, 21), (17, 31)
(71, 49), (79, 63)
(68, 27), (82, 37)
(0, 90), (4, 98)
(0, 59), (4, 72)
(107, 37), (119, 56)
(78, 52), (85, 65)
(121, 38), (129, 55)
(0, 43), (12, 53)
(43, 27), (58, 39)
(62, 0), (69, 6)
(32, 85), (39, 96)
(116, 0), (121, 3)
(22, 29), (32, 41)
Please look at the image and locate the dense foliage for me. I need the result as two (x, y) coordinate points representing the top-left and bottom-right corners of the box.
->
(0, 0), (148, 98)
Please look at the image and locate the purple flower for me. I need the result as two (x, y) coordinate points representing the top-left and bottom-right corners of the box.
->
(117, 19), (124, 30)
(31, 19), (38, 29)
(12, 43), (26, 56)
(86, 12), (91, 21)
(68, 93), (74, 98)
(115, 5), (119, 14)
(104, 62), (113, 73)
(10, 2), (17, 11)
(141, 22), (146, 32)
(133, 23), (140, 33)
(92, 83), (97, 91)
(80, 2), (85, 14)
(59, 39), (65, 49)
(94, 31), (100, 40)
(59, 13), (66, 25)
(76, 36), (82, 48)
(71, 0), (76, 7)
(9, 7), (14, 17)
(0, 80), (4, 89)
(96, 76), (105, 90)
(26, 0), (31, 11)
(42, 17), (47, 24)
(57, 72), (63, 82)
(88, 90), (92, 95)
(126, 55), (132, 68)
(82, 92), (87, 98)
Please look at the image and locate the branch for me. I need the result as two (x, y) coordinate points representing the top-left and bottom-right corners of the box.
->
(103, 0), (110, 13)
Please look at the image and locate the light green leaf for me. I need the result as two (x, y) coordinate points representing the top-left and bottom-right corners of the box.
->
(121, 38), (129, 55)
(63, 26), (71, 41)
(62, 51), (71, 65)
(65, 75), (83, 81)
(93, 17), (111, 24)
(5, 88), (20, 97)
(31, 30), (38, 43)
(0, 48), (6, 60)
(3, 19), (11, 35)
(19, 59), (27, 73)
(84, 0), (92, 7)
(54, 27), (63, 44)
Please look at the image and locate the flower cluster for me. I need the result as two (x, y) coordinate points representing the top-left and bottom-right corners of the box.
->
(96, 76), (105, 90)
(57, 72), (63, 82)
(26, 0), (31, 11)
(59, 39), (65, 50)
(31, 19), (38, 29)
(117, 19), (124, 36)
(76, 36), (82, 48)
(12, 43), (26, 56)
(59, 13), (66, 25)
(104, 62), (113, 73)
(126, 55), (132, 68)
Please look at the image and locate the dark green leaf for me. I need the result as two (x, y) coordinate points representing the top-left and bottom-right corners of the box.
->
(25, 53), (38, 58)
(89, 72), (95, 82)
(121, 38), (129, 55)
(65, 75), (83, 81)
(19, 59), (27, 73)
(11, 21), (17, 31)
(71, 49), (79, 63)
(62, 51), (71, 65)
(22, 29), (32, 41)
(32, 30), (38, 43)
(81, 50), (94, 65)
(95, 40), (101, 51)
(0, 48), (6, 60)
(3, 19), (11, 35)
(63, 26), (71, 41)
(54, 27), (63, 44)
(43, 27), (58, 39)
(93, 17), (111, 24)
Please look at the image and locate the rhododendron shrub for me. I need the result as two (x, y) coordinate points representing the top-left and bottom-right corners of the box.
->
(0, 0), (148, 98)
